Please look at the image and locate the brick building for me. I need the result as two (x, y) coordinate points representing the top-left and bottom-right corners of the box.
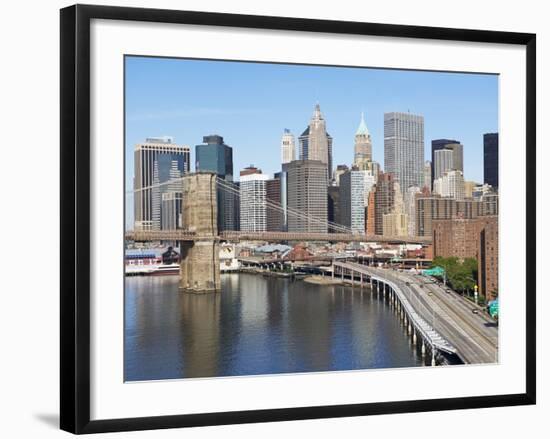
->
(432, 215), (498, 299)
(416, 195), (499, 237)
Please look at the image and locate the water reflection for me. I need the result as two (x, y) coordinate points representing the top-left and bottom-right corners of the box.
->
(125, 274), (423, 381)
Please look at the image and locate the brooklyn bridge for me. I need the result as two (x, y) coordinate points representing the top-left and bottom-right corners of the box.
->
(127, 172), (431, 293)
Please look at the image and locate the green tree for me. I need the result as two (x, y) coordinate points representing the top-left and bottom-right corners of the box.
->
(430, 256), (477, 295)
(463, 257), (478, 280)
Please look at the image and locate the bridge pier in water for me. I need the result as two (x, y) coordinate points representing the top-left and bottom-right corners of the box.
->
(179, 173), (221, 294)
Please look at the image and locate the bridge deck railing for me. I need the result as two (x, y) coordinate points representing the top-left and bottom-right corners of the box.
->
(125, 230), (432, 244)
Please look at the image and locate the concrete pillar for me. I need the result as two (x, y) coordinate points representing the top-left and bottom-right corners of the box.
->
(431, 347), (436, 366)
(179, 173), (220, 293)
(421, 340), (426, 356)
(413, 329), (417, 345)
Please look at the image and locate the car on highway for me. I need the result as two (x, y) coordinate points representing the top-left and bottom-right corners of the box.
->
(471, 308), (479, 314)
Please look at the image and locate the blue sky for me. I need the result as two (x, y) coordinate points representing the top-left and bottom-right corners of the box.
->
(125, 56), (498, 219)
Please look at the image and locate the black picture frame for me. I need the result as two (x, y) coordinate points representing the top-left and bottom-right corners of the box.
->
(60, 4), (536, 434)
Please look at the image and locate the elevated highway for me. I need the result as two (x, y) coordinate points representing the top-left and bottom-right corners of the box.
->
(333, 262), (498, 365)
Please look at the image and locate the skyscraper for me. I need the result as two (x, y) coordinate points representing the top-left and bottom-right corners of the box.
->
(327, 186), (341, 231)
(239, 170), (269, 232)
(333, 164), (349, 186)
(484, 133), (499, 190)
(433, 149), (454, 180)
(374, 172), (396, 235)
(196, 135), (233, 180)
(423, 160), (432, 192)
(134, 137), (190, 231)
(384, 112), (425, 191)
(353, 112), (373, 167)
(266, 177), (283, 232)
(286, 160), (328, 233)
(339, 169), (365, 234)
(196, 134), (238, 231)
(382, 181), (407, 237)
(299, 104), (333, 179)
(431, 139), (463, 185)
(281, 129), (295, 164)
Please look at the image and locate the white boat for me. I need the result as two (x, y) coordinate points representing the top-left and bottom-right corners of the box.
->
(149, 263), (180, 276)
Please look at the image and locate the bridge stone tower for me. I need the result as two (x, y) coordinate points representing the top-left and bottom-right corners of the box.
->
(179, 172), (221, 293)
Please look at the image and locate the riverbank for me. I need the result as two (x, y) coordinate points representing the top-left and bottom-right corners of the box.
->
(239, 266), (301, 278)
(302, 275), (345, 285)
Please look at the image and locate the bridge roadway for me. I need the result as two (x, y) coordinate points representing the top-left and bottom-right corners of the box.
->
(339, 262), (498, 364)
(126, 230), (432, 244)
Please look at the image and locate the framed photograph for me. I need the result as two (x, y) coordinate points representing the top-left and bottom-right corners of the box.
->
(60, 4), (536, 434)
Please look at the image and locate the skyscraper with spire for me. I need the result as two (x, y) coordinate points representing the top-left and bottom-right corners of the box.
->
(353, 112), (373, 167)
(298, 103), (333, 179)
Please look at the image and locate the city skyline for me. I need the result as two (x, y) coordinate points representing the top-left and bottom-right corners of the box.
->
(125, 56), (498, 185)
(123, 56), (501, 382)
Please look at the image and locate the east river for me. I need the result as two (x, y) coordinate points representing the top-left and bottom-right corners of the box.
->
(124, 273), (424, 381)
